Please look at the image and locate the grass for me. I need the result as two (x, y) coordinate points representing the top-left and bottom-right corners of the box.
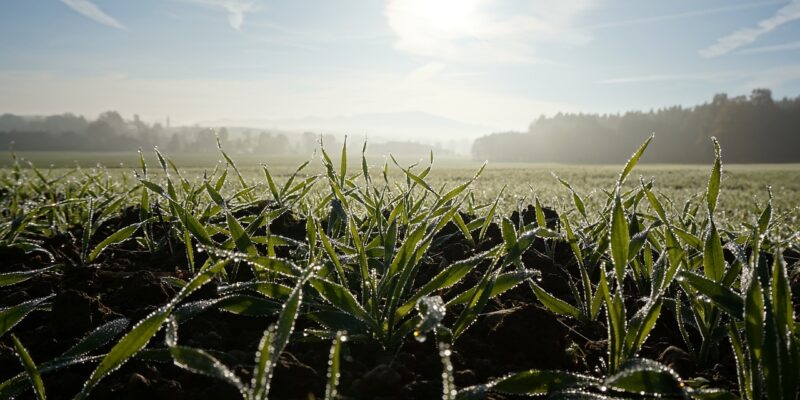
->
(0, 136), (798, 399)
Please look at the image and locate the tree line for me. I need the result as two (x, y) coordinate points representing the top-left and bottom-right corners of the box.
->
(0, 111), (311, 154)
(0, 111), (460, 157)
(472, 89), (800, 164)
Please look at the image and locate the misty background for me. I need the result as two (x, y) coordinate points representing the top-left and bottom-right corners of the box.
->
(3, 88), (800, 163)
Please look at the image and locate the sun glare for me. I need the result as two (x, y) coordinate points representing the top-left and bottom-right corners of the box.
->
(397, 0), (482, 36)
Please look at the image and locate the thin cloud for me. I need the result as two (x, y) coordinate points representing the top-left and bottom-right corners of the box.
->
(598, 67), (800, 89)
(60, 0), (126, 30)
(403, 62), (447, 85)
(598, 72), (744, 84)
(700, 0), (800, 58)
(177, 0), (258, 31)
(735, 40), (800, 54)
(585, 1), (784, 30)
(743, 64), (800, 88)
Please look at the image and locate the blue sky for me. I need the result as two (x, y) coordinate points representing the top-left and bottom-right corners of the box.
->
(2, 0), (800, 132)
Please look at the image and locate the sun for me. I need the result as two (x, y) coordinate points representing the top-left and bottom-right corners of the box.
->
(393, 0), (482, 36)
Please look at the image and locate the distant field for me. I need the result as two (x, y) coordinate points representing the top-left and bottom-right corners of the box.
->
(3, 150), (799, 222)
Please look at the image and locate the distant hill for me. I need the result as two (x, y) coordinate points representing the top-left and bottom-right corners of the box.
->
(199, 111), (494, 142)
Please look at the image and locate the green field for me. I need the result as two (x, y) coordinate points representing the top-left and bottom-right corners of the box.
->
(1, 142), (798, 399)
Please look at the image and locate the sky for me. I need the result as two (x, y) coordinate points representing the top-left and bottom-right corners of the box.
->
(2, 0), (800, 133)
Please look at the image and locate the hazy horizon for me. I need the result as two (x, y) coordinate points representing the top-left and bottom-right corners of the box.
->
(2, 0), (800, 134)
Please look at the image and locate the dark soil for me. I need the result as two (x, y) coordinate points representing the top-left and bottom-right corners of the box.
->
(1, 205), (797, 399)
